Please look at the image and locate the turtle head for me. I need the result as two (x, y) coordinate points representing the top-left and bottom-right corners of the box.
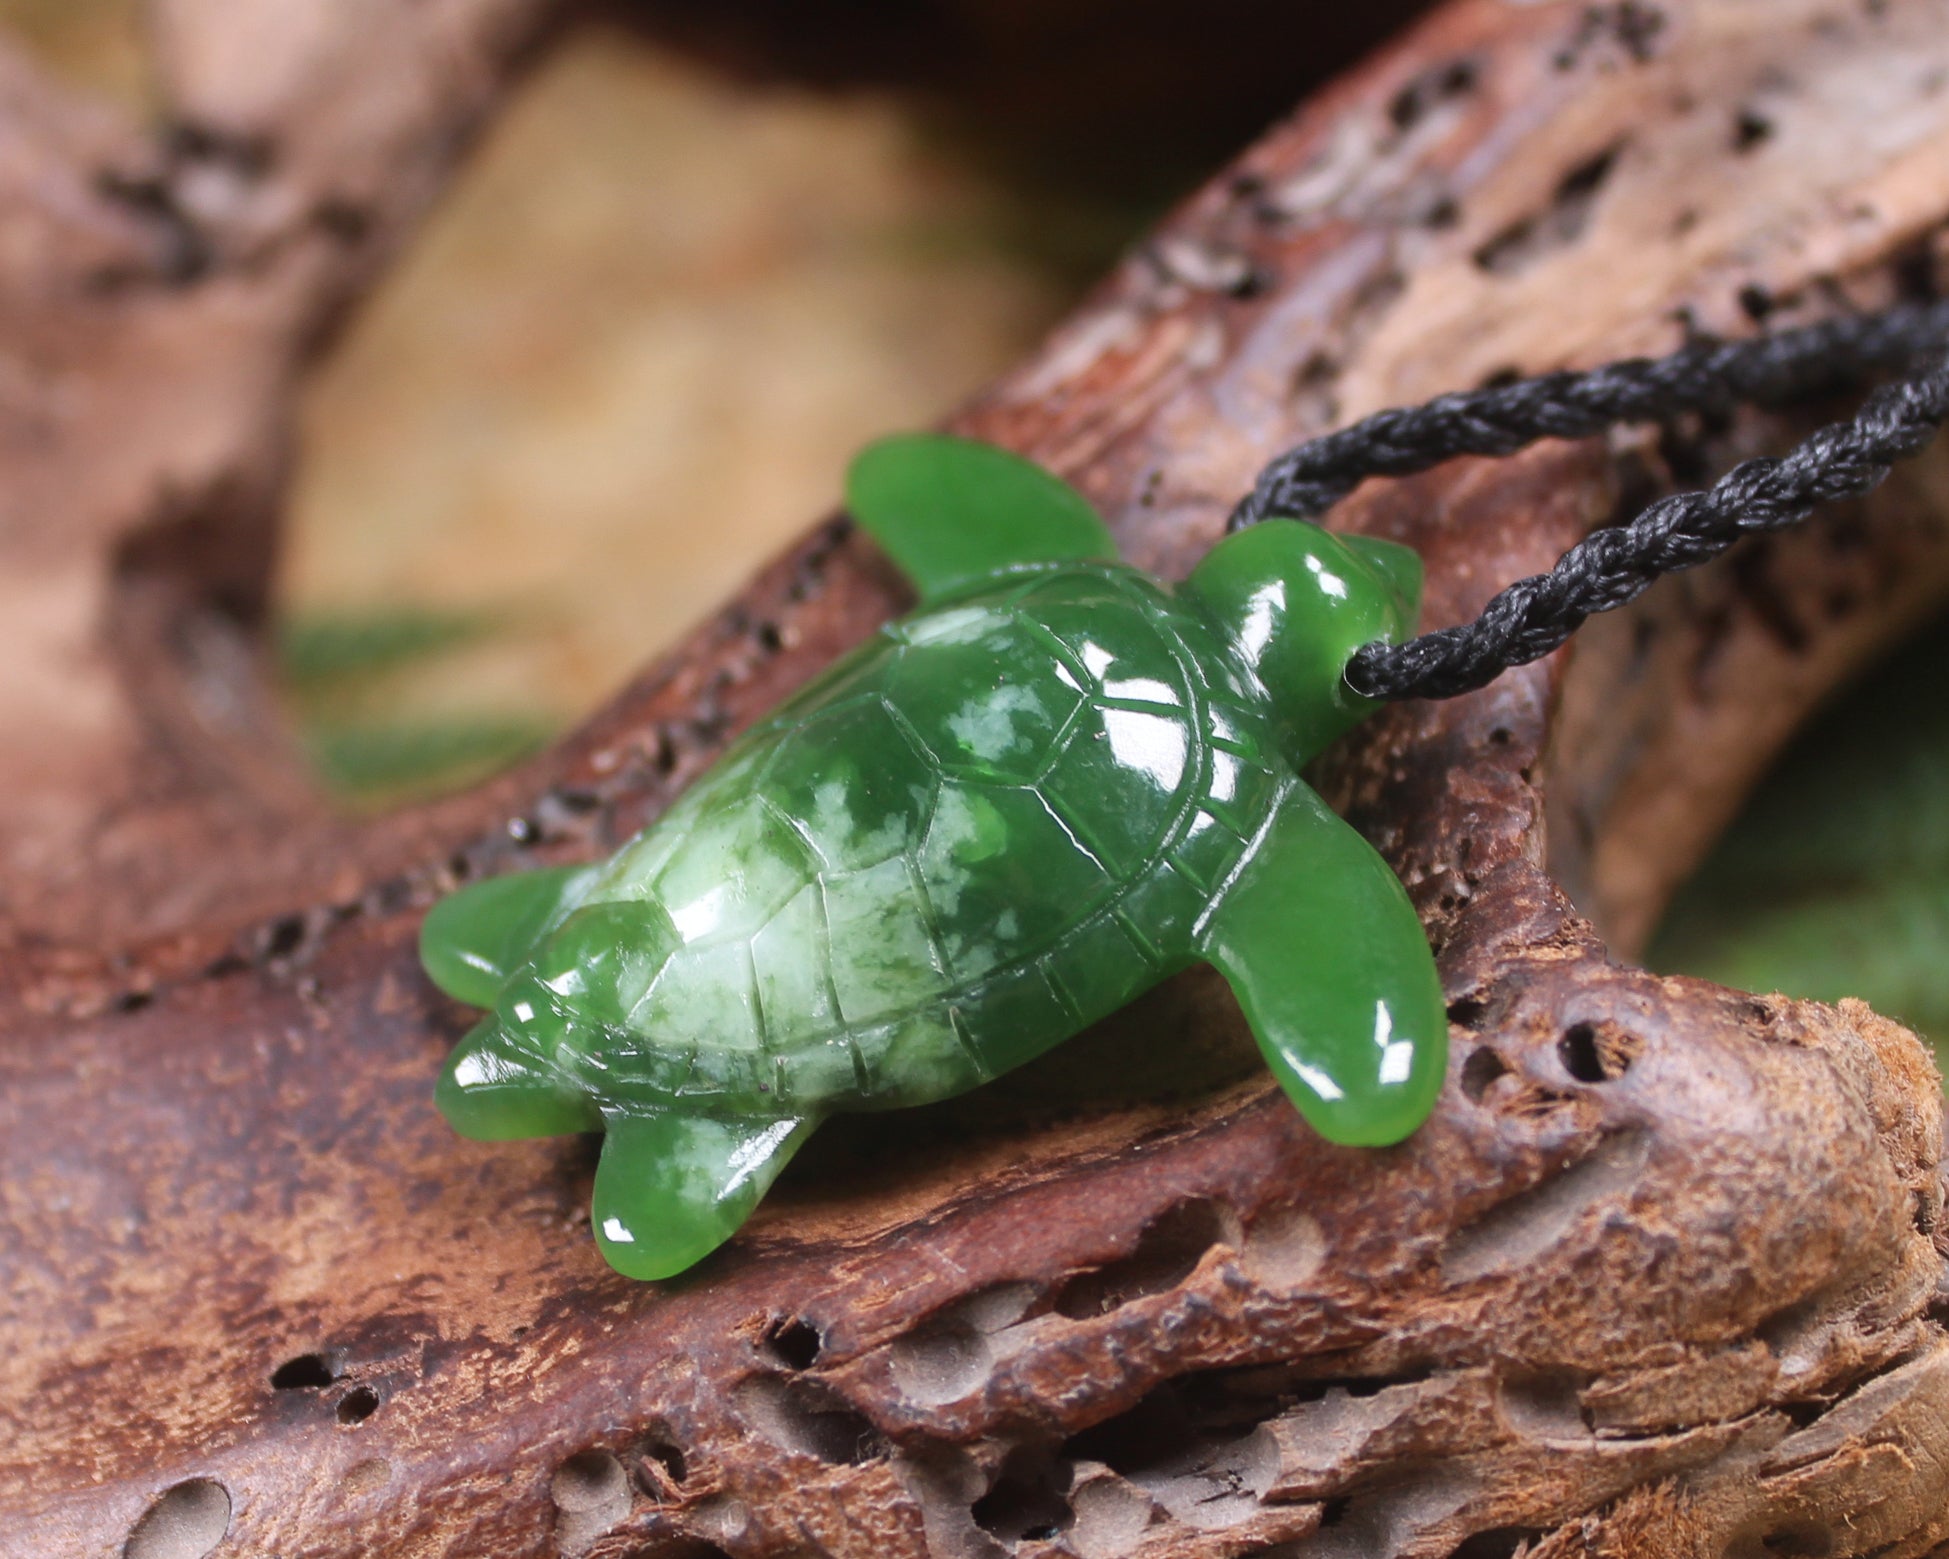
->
(1181, 520), (1420, 764)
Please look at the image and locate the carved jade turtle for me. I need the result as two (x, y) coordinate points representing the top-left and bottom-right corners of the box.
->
(421, 435), (1445, 1278)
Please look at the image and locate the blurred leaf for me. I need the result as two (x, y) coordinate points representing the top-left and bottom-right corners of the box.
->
(303, 717), (550, 807)
(280, 608), (504, 692)
(1650, 618), (1949, 1081)
(1656, 881), (1949, 1038)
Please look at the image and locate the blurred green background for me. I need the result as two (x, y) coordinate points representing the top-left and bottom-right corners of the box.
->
(1649, 622), (1949, 1073)
(7, 0), (1946, 1064)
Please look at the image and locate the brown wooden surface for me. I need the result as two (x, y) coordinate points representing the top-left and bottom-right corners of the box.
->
(7, 2), (1949, 1556)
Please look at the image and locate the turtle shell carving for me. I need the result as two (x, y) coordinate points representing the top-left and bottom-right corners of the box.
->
(421, 434), (1448, 1279)
(539, 566), (1283, 1116)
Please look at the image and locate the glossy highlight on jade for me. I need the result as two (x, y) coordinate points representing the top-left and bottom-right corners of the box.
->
(421, 434), (1446, 1280)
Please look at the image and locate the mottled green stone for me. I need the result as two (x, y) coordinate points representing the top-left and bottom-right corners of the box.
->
(424, 433), (1447, 1280)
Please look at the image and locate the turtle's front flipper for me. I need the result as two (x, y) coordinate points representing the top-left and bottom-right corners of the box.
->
(1197, 782), (1446, 1146)
(420, 863), (599, 1006)
(846, 433), (1117, 602)
(592, 1110), (819, 1280)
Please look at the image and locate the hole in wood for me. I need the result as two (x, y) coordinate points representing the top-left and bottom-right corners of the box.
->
(1734, 106), (1775, 152)
(336, 1384), (380, 1425)
(550, 786), (601, 816)
(1445, 1133), (1651, 1283)
(554, 1449), (628, 1511)
(1758, 1293), (1830, 1380)
(270, 1350), (343, 1390)
(1560, 1023), (1606, 1081)
(124, 1479), (230, 1559)
(888, 1322), (991, 1407)
(1558, 1021), (1640, 1082)
(762, 1315), (822, 1371)
(637, 1436), (689, 1502)
(1420, 193), (1463, 229)
(888, 1281), (1037, 1405)
(972, 1453), (1073, 1545)
(261, 913), (307, 960)
(1473, 142), (1624, 275)
(1290, 348), (1342, 424)
(735, 1376), (886, 1465)
(1757, 1522), (1835, 1557)
(1054, 1198), (1235, 1318)
(1497, 1368), (1593, 1440)
(552, 1449), (632, 1553)
(341, 1458), (390, 1497)
(1448, 1527), (1549, 1559)
(1552, 2), (1666, 70)
(1386, 57), (1479, 134)
(1461, 1046), (1511, 1102)
(1237, 1204), (1327, 1290)
(1068, 1468), (1154, 1557)
(1295, 1474), (1479, 1556)
(1060, 1376), (1277, 1526)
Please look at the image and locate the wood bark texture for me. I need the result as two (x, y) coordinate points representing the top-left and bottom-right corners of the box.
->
(5, 2), (1949, 1558)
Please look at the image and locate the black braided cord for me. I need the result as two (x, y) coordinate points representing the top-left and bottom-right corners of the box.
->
(1228, 302), (1949, 702)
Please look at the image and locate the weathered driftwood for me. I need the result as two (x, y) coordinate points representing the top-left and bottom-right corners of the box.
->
(6, 2), (1949, 1557)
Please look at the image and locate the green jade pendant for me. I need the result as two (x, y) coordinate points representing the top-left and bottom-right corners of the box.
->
(421, 435), (1446, 1279)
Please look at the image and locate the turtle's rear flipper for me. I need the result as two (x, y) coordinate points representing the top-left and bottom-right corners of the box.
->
(846, 433), (1117, 603)
(592, 1111), (818, 1281)
(1197, 782), (1447, 1147)
(419, 863), (599, 1006)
